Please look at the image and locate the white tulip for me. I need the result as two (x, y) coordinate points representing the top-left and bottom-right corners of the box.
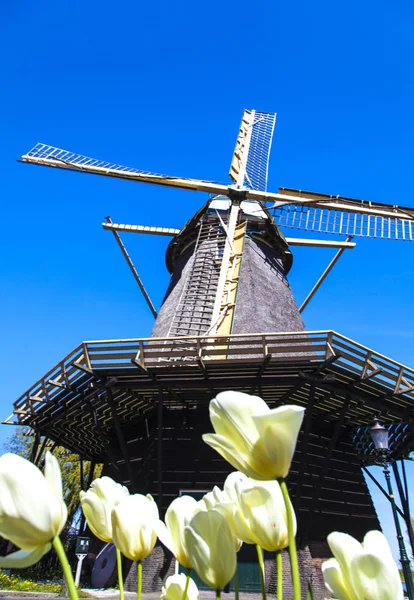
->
(202, 392), (304, 480)
(156, 495), (201, 569)
(184, 510), (236, 590)
(216, 472), (293, 552)
(199, 487), (227, 512)
(322, 530), (403, 600)
(111, 494), (159, 561)
(199, 486), (243, 552)
(80, 476), (129, 542)
(0, 452), (67, 567)
(160, 573), (199, 600)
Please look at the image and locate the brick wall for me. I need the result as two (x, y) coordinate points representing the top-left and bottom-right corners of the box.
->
(124, 543), (332, 600)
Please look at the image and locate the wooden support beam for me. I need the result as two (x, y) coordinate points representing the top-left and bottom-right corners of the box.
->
(80, 459), (96, 533)
(106, 389), (137, 492)
(105, 217), (157, 319)
(299, 236), (353, 313)
(157, 388), (163, 513)
(285, 237), (356, 249)
(249, 354), (272, 395)
(295, 384), (316, 514)
(30, 429), (41, 464)
(79, 455), (84, 491)
(301, 396), (350, 544)
(87, 399), (120, 474)
(102, 222), (180, 236)
(34, 435), (50, 466)
(71, 361), (94, 376)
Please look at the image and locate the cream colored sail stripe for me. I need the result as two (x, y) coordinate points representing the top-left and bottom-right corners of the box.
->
(216, 221), (247, 337)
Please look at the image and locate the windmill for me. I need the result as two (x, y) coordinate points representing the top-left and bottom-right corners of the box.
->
(9, 109), (414, 598)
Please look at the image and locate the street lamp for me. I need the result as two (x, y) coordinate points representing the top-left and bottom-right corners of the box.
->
(369, 417), (414, 600)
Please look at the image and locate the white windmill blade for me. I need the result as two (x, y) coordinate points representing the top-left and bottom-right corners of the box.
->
(21, 143), (230, 196)
(272, 187), (414, 241)
(21, 143), (414, 228)
(229, 109), (277, 191)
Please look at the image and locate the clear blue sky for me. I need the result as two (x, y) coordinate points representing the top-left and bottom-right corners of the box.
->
(1, 0), (414, 562)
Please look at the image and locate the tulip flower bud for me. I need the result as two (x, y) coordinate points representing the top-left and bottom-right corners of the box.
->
(184, 510), (236, 590)
(199, 486), (243, 552)
(215, 472), (293, 552)
(236, 479), (293, 552)
(80, 476), (129, 543)
(203, 392), (304, 480)
(0, 452), (67, 568)
(199, 486), (228, 511)
(322, 530), (403, 600)
(111, 494), (159, 561)
(156, 495), (201, 569)
(161, 573), (199, 600)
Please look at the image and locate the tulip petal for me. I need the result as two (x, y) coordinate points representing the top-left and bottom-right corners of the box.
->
(0, 454), (65, 548)
(81, 494), (113, 543)
(112, 494), (158, 562)
(223, 471), (249, 503)
(185, 510), (236, 590)
(362, 530), (394, 563)
(209, 393), (270, 463)
(44, 452), (63, 500)
(163, 495), (200, 568)
(252, 405), (304, 479)
(155, 520), (175, 555)
(350, 550), (403, 600)
(239, 481), (290, 552)
(0, 543), (51, 568)
(202, 434), (269, 480)
(321, 558), (354, 600)
(327, 532), (362, 599)
(215, 501), (256, 545)
(161, 573), (199, 600)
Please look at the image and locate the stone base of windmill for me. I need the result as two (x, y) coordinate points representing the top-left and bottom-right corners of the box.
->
(123, 543), (331, 600)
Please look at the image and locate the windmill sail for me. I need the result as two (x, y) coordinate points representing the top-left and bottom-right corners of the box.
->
(229, 110), (276, 191)
(272, 187), (414, 241)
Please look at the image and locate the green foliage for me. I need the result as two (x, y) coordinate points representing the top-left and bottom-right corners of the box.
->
(0, 570), (61, 593)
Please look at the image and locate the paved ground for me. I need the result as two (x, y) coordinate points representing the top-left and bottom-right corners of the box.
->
(0, 592), (273, 600)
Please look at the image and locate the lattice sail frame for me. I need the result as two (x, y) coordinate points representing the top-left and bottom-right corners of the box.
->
(244, 111), (276, 191)
(23, 143), (168, 178)
(273, 203), (414, 241)
(229, 110), (276, 192)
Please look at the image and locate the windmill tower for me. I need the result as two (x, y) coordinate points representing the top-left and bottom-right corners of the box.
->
(8, 110), (414, 598)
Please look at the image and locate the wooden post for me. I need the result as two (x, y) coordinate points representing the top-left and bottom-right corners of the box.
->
(295, 384), (315, 514)
(106, 389), (136, 492)
(30, 429), (40, 463)
(157, 388), (163, 513)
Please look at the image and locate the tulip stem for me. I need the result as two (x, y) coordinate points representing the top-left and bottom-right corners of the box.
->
(52, 536), (79, 600)
(137, 560), (142, 600)
(181, 568), (191, 600)
(234, 564), (239, 600)
(279, 479), (300, 600)
(215, 590), (221, 600)
(256, 545), (266, 600)
(116, 548), (124, 600)
(275, 551), (282, 600)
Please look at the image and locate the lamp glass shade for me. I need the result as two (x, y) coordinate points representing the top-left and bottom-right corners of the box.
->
(369, 419), (389, 451)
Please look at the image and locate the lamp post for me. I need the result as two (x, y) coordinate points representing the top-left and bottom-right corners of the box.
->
(369, 417), (414, 600)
